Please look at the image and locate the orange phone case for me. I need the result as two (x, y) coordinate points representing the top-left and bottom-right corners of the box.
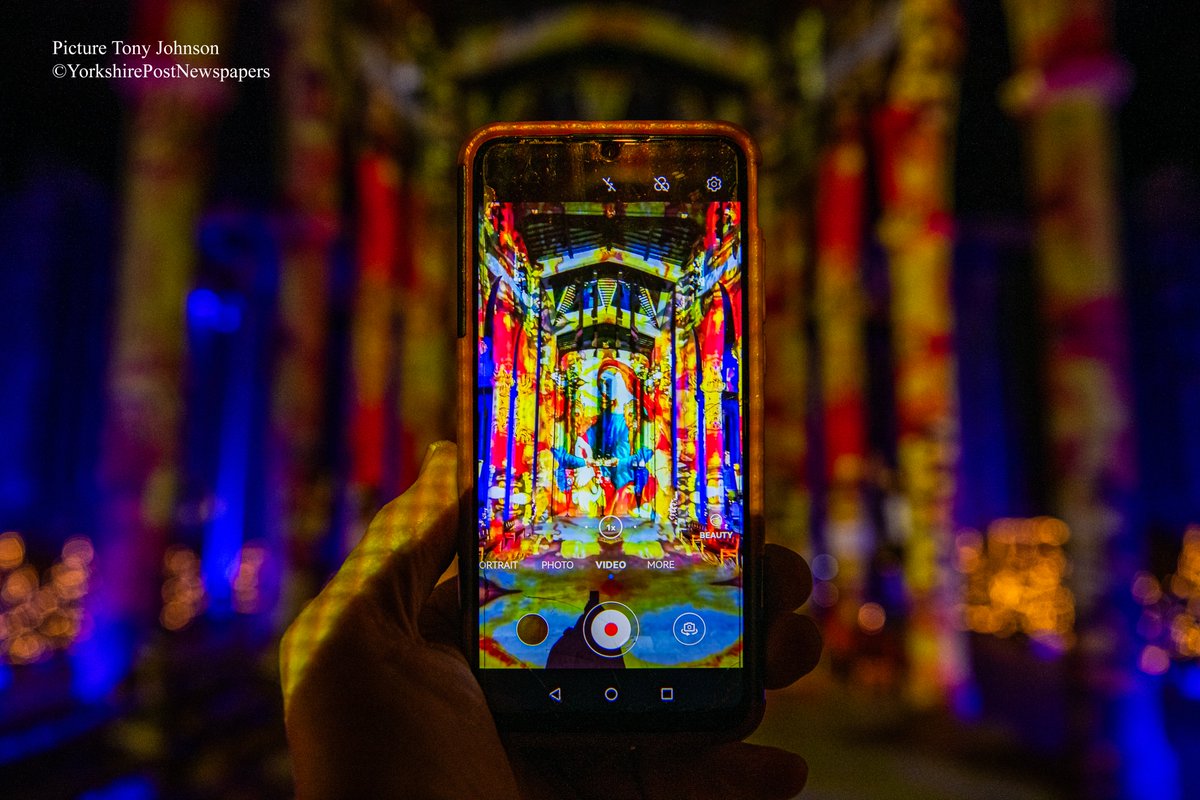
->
(457, 121), (764, 738)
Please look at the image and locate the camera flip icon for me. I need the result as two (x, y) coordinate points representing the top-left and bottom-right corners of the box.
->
(671, 612), (706, 646)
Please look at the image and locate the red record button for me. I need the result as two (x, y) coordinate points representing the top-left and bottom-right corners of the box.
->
(582, 601), (639, 657)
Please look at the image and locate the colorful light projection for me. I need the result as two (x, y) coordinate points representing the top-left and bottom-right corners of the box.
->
(1002, 1), (1143, 794)
(349, 151), (405, 500)
(448, 6), (771, 90)
(86, 0), (232, 700)
(873, 0), (967, 707)
(345, 52), (460, 556)
(1001, 0), (1136, 625)
(475, 201), (744, 551)
(473, 200), (746, 670)
(270, 0), (342, 623)
(814, 107), (871, 648)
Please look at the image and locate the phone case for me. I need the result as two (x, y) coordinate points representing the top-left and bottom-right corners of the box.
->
(457, 121), (764, 740)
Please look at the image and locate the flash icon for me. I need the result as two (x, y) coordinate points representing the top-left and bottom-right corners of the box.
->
(602, 177), (616, 192)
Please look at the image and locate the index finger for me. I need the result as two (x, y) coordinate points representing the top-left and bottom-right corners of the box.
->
(763, 543), (812, 613)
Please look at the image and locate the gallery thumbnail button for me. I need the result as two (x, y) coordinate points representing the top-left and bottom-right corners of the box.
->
(516, 613), (548, 646)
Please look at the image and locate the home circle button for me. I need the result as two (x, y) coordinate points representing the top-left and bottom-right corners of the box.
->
(604, 687), (619, 702)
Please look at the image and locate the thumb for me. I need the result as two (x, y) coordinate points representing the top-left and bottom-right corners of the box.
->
(280, 442), (459, 710)
(342, 440), (460, 632)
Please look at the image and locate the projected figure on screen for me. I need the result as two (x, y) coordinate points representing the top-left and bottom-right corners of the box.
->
(591, 373), (651, 515)
(590, 386), (652, 517)
(552, 401), (605, 518)
(568, 432), (603, 517)
(553, 383), (651, 518)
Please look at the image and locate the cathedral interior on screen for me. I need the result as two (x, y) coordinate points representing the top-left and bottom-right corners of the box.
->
(475, 200), (745, 568)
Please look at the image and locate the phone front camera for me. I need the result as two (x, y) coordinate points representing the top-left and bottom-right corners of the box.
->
(599, 141), (622, 161)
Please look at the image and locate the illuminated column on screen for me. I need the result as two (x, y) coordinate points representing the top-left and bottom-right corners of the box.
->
(677, 260), (703, 525)
(89, 0), (230, 696)
(1002, 2), (1140, 795)
(873, 0), (967, 708)
(699, 297), (724, 529)
(814, 109), (871, 625)
(530, 285), (548, 522)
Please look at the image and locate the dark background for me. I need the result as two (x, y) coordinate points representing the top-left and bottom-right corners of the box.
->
(3, 1), (1199, 798)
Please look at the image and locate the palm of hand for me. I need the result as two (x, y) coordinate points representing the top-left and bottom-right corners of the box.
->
(282, 443), (819, 800)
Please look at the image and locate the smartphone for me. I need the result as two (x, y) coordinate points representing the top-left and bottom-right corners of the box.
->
(458, 121), (764, 738)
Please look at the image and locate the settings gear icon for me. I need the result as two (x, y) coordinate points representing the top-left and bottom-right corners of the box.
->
(706, 175), (722, 192)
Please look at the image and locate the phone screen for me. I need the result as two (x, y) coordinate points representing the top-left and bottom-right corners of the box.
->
(468, 133), (752, 718)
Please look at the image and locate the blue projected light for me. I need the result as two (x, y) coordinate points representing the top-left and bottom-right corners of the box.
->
(186, 288), (242, 333)
(79, 775), (156, 800)
(190, 215), (279, 619)
(1177, 664), (1200, 701)
(1118, 676), (1180, 800)
(71, 622), (132, 703)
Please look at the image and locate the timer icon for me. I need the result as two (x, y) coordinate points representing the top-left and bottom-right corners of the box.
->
(706, 175), (722, 192)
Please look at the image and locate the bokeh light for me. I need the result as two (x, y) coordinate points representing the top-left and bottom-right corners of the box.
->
(857, 602), (886, 634)
(160, 546), (206, 632)
(0, 534), (95, 665)
(0, 531), (25, 570)
(958, 517), (1076, 647)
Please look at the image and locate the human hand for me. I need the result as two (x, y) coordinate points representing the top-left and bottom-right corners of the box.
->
(281, 442), (821, 799)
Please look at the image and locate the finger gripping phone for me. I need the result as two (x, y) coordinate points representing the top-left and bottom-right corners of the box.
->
(458, 121), (764, 738)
